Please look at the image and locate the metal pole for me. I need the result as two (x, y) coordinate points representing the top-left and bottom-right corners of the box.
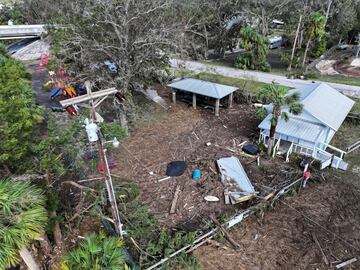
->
(97, 138), (124, 237)
(85, 81), (124, 237)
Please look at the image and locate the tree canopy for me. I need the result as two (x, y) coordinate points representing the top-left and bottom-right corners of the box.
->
(0, 47), (43, 172)
(235, 26), (270, 71)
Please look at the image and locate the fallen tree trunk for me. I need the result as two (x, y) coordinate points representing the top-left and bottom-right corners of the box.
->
(52, 211), (62, 250)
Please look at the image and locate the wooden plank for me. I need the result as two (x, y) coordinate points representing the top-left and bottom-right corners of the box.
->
(224, 189), (230, 205)
(263, 191), (276, 201)
(336, 258), (357, 269)
(170, 185), (181, 214)
(60, 87), (118, 107)
(230, 193), (257, 203)
(311, 232), (329, 266)
(158, 176), (171, 183)
(209, 215), (240, 250)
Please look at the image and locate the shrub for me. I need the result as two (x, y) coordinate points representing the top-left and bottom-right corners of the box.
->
(0, 53), (43, 172)
(100, 122), (128, 141)
(281, 49), (304, 69)
(57, 232), (128, 270)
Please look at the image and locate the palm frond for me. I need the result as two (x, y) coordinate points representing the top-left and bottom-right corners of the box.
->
(60, 233), (127, 270)
(281, 112), (289, 122)
(289, 102), (304, 115)
(0, 180), (47, 269)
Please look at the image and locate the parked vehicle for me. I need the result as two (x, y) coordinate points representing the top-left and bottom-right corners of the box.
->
(268, 36), (283, 49)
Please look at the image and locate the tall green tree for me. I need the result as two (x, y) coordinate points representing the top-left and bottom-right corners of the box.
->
(256, 84), (303, 156)
(235, 26), (270, 71)
(0, 46), (43, 173)
(302, 12), (326, 67)
(57, 233), (128, 270)
(0, 180), (47, 269)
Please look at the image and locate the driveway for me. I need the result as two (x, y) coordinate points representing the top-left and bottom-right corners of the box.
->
(170, 59), (360, 98)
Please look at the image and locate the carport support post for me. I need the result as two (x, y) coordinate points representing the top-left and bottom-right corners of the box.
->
(229, 92), (233, 108)
(192, 93), (197, 109)
(172, 89), (176, 104)
(215, 98), (220, 116)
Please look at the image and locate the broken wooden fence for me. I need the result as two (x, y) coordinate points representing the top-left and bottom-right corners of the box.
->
(145, 177), (303, 270)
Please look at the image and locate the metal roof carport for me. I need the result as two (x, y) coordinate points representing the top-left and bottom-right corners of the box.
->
(167, 78), (238, 116)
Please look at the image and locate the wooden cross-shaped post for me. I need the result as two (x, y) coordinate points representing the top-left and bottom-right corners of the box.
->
(60, 81), (125, 238)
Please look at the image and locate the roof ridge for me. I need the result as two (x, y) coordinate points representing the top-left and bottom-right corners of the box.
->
(299, 83), (339, 130)
(301, 83), (321, 102)
(302, 106), (336, 130)
(212, 83), (221, 98)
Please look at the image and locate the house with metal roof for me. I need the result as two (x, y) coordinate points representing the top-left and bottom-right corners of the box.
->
(167, 78), (238, 116)
(258, 83), (355, 170)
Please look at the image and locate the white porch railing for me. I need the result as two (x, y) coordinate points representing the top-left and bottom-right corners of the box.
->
(286, 143), (348, 170)
(259, 130), (348, 170)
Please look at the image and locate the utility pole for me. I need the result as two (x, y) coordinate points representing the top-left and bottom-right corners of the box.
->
(60, 81), (125, 237)
(288, 14), (302, 71)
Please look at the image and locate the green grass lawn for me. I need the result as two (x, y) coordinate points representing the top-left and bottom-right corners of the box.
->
(316, 74), (360, 87)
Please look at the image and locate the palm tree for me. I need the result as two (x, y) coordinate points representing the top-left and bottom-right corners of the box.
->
(57, 232), (128, 270)
(302, 12), (326, 67)
(236, 26), (270, 71)
(0, 179), (47, 270)
(256, 84), (303, 156)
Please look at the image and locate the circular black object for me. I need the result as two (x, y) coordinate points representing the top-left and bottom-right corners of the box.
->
(166, 161), (187, 176)
(242, 144), (260, 155)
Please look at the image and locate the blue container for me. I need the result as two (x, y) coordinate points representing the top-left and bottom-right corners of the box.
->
(192, 169), (201, 180)
(50, 87), (62, 98)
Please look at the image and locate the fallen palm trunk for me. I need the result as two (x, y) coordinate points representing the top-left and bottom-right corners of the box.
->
(145, 177), (303, 270)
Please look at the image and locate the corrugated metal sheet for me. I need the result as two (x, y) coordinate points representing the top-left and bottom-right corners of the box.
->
(288, 83), (355, 130)
(168, 78), (238, 99)
(217, 156), (255, 193)
(259, 114), (324, 143)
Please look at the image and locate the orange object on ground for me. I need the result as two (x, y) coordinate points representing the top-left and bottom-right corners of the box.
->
(63, 85), (77, 98)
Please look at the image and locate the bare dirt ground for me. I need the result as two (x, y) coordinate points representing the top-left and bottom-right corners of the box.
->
(194, 180), (360, 270)
(112, 86), (301, 228)
(327, 50), (360, 77)
(335, 62), (360, 77)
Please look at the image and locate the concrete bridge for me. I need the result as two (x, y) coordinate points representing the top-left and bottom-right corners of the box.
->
(0, 25), (46, 40)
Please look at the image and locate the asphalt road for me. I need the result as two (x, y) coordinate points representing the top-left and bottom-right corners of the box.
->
(170, 59), (360, 98)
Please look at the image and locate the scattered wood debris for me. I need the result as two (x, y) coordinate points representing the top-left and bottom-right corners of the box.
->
(158, 176), (171, 182)
(312, 232), (329, 266)
(170, 185), (181, 214)
(210, 215), (240, 250)
(336, 258), (357, 269)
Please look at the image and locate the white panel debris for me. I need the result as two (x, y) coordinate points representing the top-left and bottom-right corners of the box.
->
(217, 156), (256, 204)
